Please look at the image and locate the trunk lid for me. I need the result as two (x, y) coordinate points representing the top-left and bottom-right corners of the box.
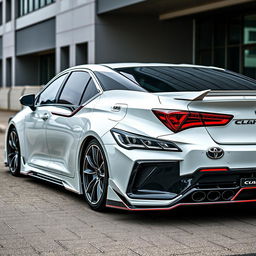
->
(157, 91), (256, 145)
(188, 93), (256, 145)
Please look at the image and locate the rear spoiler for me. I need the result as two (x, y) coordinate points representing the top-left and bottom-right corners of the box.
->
(174, 90), (210, 101)
(174, 90), (256, 101)
(157, 90), (256, 102)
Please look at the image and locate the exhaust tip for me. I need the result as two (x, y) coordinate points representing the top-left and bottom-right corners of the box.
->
(207, 191), (221, 202)
(222, 190), (235, 201)
(191, 191), (206, 202)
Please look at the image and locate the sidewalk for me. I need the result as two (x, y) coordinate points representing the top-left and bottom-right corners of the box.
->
(0, 110), (17, 133)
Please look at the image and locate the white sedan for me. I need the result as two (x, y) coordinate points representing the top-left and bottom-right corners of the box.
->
(4, 63), (256, 211)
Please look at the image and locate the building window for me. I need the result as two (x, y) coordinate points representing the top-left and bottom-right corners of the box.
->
(76, 43), (88, 65)
(18, 0), (55, 17)
(6, 58), (12, 87)
(196, 14), (256, 79)
(6, 0), (12, 22)
(60, 46), (70, 71)
(39, 53), (55, 85)
(0, 2), (3, 25)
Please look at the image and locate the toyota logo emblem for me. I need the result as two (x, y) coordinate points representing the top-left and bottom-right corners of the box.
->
(206, 147), (224, 159)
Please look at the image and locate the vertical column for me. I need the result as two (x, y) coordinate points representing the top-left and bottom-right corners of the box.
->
(11, 0), (15, 86)
(56, 46), (60, 74)
(2, 56), (5, 87)
(192, 18), (196, 65)
(70, 43), (76, 67)
(2, 0), (16, 87)
(88, 41), (95, 64)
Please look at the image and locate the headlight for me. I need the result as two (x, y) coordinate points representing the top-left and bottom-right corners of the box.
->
(111, 129), (181, 151)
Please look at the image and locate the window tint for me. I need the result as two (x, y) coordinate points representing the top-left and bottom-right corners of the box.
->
(58, 71), (90, 105)
(80, 78), (99, 104)
(116, 66), (256, 92)
(38, 74), (67, 105)
(94, 71), (146, 92)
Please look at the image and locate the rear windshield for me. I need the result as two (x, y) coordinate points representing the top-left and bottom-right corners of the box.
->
(115, 66), (256, 92)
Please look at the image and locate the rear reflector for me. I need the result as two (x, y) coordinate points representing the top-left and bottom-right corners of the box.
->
(152, 110), (233, 133)
(199, 168), (229, 172)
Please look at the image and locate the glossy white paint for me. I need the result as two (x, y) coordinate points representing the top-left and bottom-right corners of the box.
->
(4, 63), (256, 209)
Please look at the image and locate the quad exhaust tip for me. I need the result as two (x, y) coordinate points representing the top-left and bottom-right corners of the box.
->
(191, 191), (206, 202)
(207, 191), (221, 201)
(222, 190), (235, 201)
(191, 190), (235, 202)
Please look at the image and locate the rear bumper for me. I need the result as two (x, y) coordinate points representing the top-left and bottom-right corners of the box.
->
(107, 168), (256, 210)
(103, 130), (256, 211)
(106, 158), (256, 210)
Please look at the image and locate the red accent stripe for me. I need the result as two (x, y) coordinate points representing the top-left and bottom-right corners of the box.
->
(200, 168), (229, 172)
(106, 199), (256, 211)
(51, 105), (83, 117)
(232, 186), (256, 200)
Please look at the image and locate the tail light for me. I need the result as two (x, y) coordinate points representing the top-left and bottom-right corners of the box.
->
(152, 110), (233, 133)
(199, 167), (229, 172)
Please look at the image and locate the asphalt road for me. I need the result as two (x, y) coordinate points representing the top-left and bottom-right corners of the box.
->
(1, 111), (256, 256)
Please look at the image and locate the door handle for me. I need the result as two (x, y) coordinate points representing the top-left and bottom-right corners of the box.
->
(41, 113), (50, 121)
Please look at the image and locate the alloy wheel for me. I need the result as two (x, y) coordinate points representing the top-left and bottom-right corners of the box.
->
(82, 144), (106, 205)
(7, 130), (20, 175)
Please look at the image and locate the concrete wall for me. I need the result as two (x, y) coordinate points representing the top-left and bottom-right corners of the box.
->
(55, 0), (96, 73)
(0, 86), (41, 111)
(95, 15), (193, 64)
(16, 18), (56, 56)
(97, 0), (145, 14)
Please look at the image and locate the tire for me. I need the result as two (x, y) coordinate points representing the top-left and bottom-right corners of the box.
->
(7, 127), (21, 176)
(81, 139), (109, 211)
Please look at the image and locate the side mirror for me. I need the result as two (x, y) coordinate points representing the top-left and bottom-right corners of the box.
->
(20, 94), (36, 111)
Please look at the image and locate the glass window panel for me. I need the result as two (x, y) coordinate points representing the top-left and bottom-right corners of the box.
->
(23, 0), (28, 15)
(244, 15), (256, 44)
(46, 0), (52, 4)
(214, 48), (225, 68)
(199, 50), (212, 66)
(214, 22), (225, 47)
(244, 46), (256, 79)
(116, 66), (256, 91)
(198, 21), (213, 50)
(38, 74), (67, 105)
(58, 72), (91, 105)
(228, 17), (241, 45)
(80, 79), (99, 105)
(29, 0), (33, 12)
(19, 0), (23, 16)
(40, 0), (46, 7)
(34, 0), (39, 9)
(227, 47), (240, 73)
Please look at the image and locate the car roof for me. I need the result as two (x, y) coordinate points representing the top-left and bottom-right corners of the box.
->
(66, 63), (225, 72)
(102, 63), (225, 70)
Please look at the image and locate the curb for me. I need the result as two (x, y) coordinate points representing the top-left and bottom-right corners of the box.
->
(0, 124), (6, 133)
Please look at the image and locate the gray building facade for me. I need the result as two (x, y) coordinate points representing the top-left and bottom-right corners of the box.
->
(0, 0), (256, 87)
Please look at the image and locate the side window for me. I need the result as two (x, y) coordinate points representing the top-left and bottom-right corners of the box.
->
(58, 71), (90, 105)
(38, 74), (67, 105)
(80, 78), (99, 104)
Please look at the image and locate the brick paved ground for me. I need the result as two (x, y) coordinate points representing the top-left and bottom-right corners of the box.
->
(1, 111), (256, 256)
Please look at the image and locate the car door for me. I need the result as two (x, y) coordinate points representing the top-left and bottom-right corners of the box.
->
(46, 70), (100, 178)
(24, 73), (68, 169)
